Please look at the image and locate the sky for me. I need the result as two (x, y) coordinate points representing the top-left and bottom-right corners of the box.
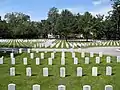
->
(0, 0), (113, 21)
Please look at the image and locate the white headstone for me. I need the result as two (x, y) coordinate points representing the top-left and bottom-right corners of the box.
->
(72, 52), (75, 58)
(85, 57), (90, 64)
(33, 84), (40, 90)
(99, 52), (103, 57)
(105, 85), (113, 90)
(60, 67), (65, 77)
(23, 58), (27, 65)
(106, 66), (112, 76)
(30, 53), (34, 59)
(27, 49), (30, 53)
(10, 67), (15, 76)
(48, 58), (52, 65)
(74, 58), (78, 64)
(8, 83), (16, 90)
(10, 53), (14, 58)
(83, 85), (91, 90)
(51, 53), (55, 59)
(81, 52), (85, 58)
(96, 57), (100, 64)
(19, 48), (22, 53)
(117, 56), (120, 62)
(58, 85), (66, 90)
(77, 67), (82, 76)
(41, 53), (44, 59)
(0, 57), (3, 64)
(43, 67), (48, 77)
(36, 50), (39, 53)
(106, 56), (111, 63)
(92, 67), (97, 76)
(70, 48), (74, 52)
(26, 67), (32, 76)
(62, 52), (65, 58)
(61, 58), (65, 65)
(90, 52), (94, 57)
(36, 58), (40, 65)
(11, 58), (15, 65)
(45, 50), (47, 53)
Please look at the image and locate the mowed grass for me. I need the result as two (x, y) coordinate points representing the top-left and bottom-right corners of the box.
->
(0, 52), (120, 90)
(1, 40), (120, 49)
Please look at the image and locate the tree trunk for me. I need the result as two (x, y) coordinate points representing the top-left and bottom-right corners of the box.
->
(65, 38), (67, 42)
(65, 35), (68, 42)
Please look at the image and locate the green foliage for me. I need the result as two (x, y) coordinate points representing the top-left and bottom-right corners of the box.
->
(0, 0), (120, 40)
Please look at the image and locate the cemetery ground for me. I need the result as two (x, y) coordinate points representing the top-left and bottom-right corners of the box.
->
(1, 39), (120, 48)
(0, 51), (120, 90)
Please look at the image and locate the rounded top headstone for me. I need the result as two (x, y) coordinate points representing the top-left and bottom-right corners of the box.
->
(8, 83), (15, 85)
(83, 85), (91, 88)
(105, 85), (112, 87)
(58, 85), (65, 88)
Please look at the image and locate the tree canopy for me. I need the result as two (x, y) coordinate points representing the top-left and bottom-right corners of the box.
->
(0, 0), (120, 40)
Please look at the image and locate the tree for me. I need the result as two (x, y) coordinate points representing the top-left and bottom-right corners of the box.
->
(4, 12), (31, 38)
(91, 15), (105, 39)
(56, 9), (73, 41)
(110, 0), (120, 39)
(0, 20), (10, 38)
(78, 12), (94, 41)
(41, 20), (51, 38)
(48, 7), (59, 35)
(0, 16), (1, 21)
(0, 1), (119, 40)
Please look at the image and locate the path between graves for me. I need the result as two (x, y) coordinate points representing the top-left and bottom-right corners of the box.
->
(32, 47), (120, 56)
(81, 47), (120, 56)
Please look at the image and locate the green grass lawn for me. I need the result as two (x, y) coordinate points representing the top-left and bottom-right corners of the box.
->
(0, 52), (120, 90)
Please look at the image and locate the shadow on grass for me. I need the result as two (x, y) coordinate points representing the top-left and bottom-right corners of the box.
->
(48, 75), (54, 77)
(112, 73), (115, 75)
(82, 74), (87, 76)
(32, 74), (37, 76)
(98, 74), (101, 76)
(66, 75), (71, 77)
(78, 62), (81, 64)
(16, 74), (21, 76)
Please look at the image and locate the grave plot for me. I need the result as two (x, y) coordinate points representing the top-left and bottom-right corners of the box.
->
(0, 51), (120, 90)
(67, 40), (120, 48)
(0, 39), (57, 48)
(0, 39), (120, 49)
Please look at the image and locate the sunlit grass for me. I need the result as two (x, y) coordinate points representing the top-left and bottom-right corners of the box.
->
(0, 52), (119, 90)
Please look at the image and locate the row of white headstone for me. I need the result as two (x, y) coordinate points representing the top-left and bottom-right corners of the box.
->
(0, 52), (120, 65)
(16, 49), (120, 62)
(72, 56), (114, 64)
(7, 84), (113, 90)
(71, 52), (120, 63)
(10, 66), (112, 77)
(10, 67), (48, 77)
(0, 56), (117, 65)
(19, 50), (100, 60)
(58, 85), (113, 90)
(11, 56), (118, 65)
(73, 41), (120, 48)
(10, 52), (55, 59)
(7, 40), (120, 49)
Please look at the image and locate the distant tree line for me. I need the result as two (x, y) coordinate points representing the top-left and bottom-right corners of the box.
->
(0, 0), (120, 40)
